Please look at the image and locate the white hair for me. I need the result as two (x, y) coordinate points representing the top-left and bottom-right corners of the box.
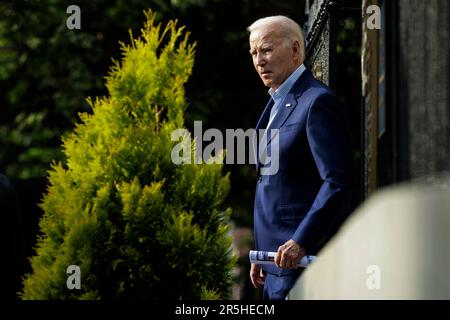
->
(247, 15), (305, 60)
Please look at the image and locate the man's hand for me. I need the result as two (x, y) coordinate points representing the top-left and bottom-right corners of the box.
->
(250, 263), (265, 288)
(275, 239), (306, 269)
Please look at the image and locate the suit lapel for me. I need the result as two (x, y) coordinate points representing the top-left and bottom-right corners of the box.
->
(255, 98), (274, 131)
(257, 94), (298, 168)
(256, 69), (313, 171)
(264, 93), (298, 144)
(254, 98), (273, 168)
(267, 69), (313, 135)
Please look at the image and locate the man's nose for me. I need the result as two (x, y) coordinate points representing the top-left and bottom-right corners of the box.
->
(256, 53), (266, 66)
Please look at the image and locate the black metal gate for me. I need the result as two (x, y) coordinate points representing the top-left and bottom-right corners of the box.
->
(304, 0), (363, 207)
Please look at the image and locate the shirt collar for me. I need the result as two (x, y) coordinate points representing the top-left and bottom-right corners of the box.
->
(268, 64), (306, 101)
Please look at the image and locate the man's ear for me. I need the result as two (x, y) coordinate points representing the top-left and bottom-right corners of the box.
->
(292, 40), (301, 59)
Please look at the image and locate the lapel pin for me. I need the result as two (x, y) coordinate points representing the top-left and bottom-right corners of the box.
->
(285, 103), (292, 107)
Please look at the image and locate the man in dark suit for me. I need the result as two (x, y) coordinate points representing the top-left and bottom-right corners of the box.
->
(248, 16), (353, 300)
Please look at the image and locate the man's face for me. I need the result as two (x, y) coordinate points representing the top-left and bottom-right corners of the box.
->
(249, 26), (298, 91)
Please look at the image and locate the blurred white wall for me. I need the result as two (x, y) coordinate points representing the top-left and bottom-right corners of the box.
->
(289, 182), (450, 299)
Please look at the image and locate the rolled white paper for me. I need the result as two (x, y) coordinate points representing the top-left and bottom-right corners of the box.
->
(249, 250), (316, 268)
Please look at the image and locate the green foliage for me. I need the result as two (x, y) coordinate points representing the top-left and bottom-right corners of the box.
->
(0, 0), (171, 179)
(0, 0), (305, 230)
(20, 10), (236, 300)
(0, 0), (304, 185)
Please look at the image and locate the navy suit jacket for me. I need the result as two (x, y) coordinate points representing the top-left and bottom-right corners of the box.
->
(253, 69), (353, 276)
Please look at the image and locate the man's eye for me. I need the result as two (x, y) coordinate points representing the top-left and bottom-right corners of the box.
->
(263, 48), (272, 54)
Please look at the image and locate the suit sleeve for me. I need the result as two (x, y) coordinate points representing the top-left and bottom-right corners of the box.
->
(291, 93), (353, 252)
